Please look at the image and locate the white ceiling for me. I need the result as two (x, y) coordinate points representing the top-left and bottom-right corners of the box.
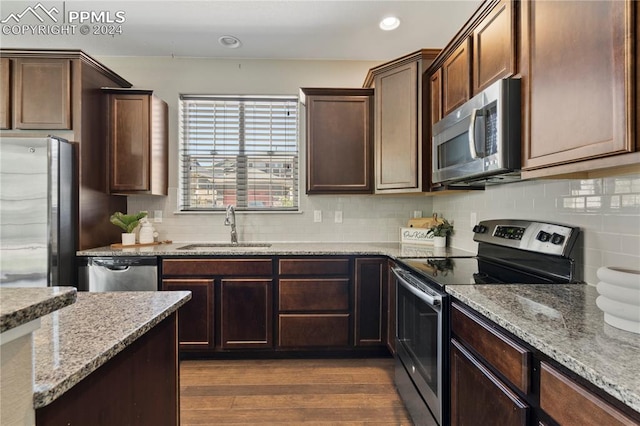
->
(0, 1), (482, 61)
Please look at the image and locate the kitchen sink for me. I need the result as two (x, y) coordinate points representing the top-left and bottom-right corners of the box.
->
(177, 243), (272, 250)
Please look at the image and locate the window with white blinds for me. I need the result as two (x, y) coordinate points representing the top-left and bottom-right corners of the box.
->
(179, 95), (299, 211)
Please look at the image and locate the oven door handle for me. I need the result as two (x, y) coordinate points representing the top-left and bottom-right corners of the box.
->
(392, 267), (442, 308)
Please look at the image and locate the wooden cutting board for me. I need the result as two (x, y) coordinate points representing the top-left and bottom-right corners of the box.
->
(110, 240), (172, 249)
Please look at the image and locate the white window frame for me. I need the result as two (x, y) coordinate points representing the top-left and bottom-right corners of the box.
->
(179, 95), (300, 212)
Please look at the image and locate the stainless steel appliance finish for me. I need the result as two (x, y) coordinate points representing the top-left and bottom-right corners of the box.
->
(432, 78), (521, 186)
(393, 219), (582, 425)
(393, 267), (447, 426)
(0, 137), (76, 288)
(79, 257), (158, 292)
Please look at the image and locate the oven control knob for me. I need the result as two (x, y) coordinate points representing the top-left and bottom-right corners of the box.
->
(536, 231), (551, 242)
(472, 225), (487, 233)
(551, 233), (565, 245)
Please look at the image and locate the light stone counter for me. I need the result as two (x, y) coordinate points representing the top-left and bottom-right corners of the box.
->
(32, 291), (191, 408)
(0, 287), (77, 333)
(77, 241), (475, 258)
(447, 284), (640, 414)
(1, 287), (78, 425)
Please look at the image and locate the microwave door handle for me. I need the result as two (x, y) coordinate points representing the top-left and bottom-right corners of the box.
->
(468, 109), (480, 159)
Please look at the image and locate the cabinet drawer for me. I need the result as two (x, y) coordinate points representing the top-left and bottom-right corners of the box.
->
(279, 258), (350, 276)
(162, 259), (272, 276)
(451, 302), (531, 393)
(540, 362), (638, 426)
(279, 279), (349, 311)
(278, 314), (350, 347)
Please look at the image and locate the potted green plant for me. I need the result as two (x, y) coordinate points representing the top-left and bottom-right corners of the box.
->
(110, 211), (148, 245)
(427, 218), (454, 248)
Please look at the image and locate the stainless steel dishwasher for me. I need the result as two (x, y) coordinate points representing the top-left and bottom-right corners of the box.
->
(78, 257), (158, 291)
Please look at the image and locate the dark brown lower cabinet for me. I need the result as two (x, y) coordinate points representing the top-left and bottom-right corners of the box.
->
(278, 314), (350, 347)
(540, 362), (639, 426)
(386, 262), (397, 354)
(450, 338), (529, 426)
(220, 279), (273, 349)
(162, 278), (214, 350)
(354, 258), (387, 346)
(36, 313), (179, 426)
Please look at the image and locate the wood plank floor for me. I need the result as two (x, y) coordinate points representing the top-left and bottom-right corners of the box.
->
(180, 358), (413, 425)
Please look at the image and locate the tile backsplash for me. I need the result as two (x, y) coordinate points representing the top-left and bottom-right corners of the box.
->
(127, 191), (433, 245)
(129, 173), (639, 286)
(432, 173), (640, 285)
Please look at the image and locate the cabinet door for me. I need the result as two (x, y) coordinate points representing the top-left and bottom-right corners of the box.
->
(278, 314), (350, 347)
(13, 58), (71, 129)
(473, 0), (516, 94)
(279, 279), (349, 311)
(1, 58), (9, 129)
(305, 91), (373, 194)
(374, 62), (419, 191)
(520, 0), (634, 170)
(451, 339), (529, 426)
(386, 263), (397, 354)
(540, 362), (639, 426)
(220, 279), (273, 349)
(354, 258), (386, 346)
(442, 38), (471, 116)
(430, 68), (443, 125)
(109, 93), (150, 192)
(162, 279), (214, 350)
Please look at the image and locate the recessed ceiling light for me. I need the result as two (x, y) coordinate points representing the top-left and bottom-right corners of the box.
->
(218, 35), (242, 49)
(379, 16), (400, 31)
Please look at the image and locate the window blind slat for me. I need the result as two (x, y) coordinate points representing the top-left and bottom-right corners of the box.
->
(179, 96), (299, 211)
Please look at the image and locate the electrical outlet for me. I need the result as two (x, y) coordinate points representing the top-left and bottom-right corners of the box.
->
(470, 212), (477, 228)
(335, 211), (343, 223)
(154, 210), (163, 223)
(314, 210), (322, 223)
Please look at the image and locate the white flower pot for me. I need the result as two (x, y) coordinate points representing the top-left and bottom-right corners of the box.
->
(121, 232), (136, 246)
(433, 236), (446, 248)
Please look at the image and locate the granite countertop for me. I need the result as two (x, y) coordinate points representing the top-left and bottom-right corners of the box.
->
(32, 291), (191, 408)
(77, 241), (475, 259)
(0, 287), (77, 333)
(447, 284), (640, 413)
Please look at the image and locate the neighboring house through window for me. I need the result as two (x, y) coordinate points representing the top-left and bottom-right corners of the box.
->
(179, 95), (299, 211)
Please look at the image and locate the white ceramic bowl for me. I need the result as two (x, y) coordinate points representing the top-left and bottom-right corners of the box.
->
(602, 313), (640, 334)
(596, 296), (640, 322)
(596, 266), (640, 289)
(596, 295), (640, 334)
(596, 281), (640, 304)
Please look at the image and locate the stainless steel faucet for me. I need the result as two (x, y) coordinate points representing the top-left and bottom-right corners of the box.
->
(224, 204), (238, 244)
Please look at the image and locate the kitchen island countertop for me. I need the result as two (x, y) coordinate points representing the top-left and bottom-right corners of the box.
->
(32, 291), (191, 408)
(0, 287), (77, 333)
(447, 284), (640, 414)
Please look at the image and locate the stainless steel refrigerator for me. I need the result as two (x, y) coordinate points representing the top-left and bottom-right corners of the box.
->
(0, 137), (76, 287)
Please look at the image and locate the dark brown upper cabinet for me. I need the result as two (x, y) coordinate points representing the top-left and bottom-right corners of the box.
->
(442, 38), (472, 117)
(300, 88), (373, 194)
(364, 49), (440, 194)
(104, 88), (168, 196)
(430, 68), (443, 126)
(13, 57), (71, 129)
(1, 58), (10, 129)
(472, 0), (516, 94)
(520, 0), (637, 174)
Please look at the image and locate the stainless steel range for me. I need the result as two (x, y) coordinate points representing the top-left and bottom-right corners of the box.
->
(392, 219), (582, 426)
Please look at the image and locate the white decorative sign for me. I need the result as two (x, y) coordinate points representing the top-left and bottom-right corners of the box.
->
(399, 227), (434, 245)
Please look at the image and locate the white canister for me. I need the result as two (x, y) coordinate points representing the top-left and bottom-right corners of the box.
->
(138, 219), (156, 244)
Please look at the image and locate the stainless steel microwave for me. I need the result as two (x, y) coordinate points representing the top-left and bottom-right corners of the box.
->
(432, 78), (521, 186)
